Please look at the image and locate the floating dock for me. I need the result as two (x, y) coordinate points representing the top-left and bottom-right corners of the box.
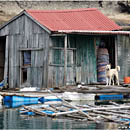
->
(1, 84), (130, 103)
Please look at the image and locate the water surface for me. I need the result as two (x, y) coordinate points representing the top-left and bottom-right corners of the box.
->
(0, 105), (120, 129)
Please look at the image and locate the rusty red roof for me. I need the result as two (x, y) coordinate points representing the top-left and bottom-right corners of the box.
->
(26, 8), (121, 32)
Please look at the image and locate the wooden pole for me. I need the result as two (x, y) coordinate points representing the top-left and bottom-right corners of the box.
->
(23, 106), (48, 116)
(51, 104), (130, 116)
(115, 36), (117, 67)
(64, 35), (67, 87)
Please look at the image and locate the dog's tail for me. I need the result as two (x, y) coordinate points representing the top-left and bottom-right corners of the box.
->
(116, 66), (120, 71)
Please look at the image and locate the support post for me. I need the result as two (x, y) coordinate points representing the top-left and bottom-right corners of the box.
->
(64, 35), (67, 87)
(115, 36), (118, 67)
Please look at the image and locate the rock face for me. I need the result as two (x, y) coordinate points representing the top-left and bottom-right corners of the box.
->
(0, 1), (119, 15)
(0, 1), (129, 26)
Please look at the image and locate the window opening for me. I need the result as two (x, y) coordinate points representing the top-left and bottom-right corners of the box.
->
(51, 37), (76, 66)
(23, 51), (31, 66)
(21, 51), (31, 83)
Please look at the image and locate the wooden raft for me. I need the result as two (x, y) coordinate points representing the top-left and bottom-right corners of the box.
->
(20, 101), (130, 125)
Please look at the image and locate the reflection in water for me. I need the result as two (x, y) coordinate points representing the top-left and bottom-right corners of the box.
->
(3, 101), (38, 108)
(0, 108), (119, 129)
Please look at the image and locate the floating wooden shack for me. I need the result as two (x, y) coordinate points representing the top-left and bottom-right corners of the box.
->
(0, 8), (130, 89)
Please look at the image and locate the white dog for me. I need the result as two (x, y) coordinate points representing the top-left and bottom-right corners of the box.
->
(105, 64), (120, 86)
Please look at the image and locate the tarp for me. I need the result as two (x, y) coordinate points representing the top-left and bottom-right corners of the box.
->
(24, 51), (31, 65)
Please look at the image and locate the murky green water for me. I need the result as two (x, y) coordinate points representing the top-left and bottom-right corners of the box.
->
(0, 104), (121, 129)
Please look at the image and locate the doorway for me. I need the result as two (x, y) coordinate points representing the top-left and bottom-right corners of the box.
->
(0, 36), (6, 81)
(98, 36), (116, 68)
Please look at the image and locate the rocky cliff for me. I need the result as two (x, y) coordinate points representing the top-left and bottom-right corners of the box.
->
(0, 1), (130, 28)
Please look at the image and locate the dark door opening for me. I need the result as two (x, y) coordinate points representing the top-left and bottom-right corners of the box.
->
(105, 36), (115, 68)
(99, 36), (116, 68)
(0, 36), (6, 81)
(97, 35), (116, 83)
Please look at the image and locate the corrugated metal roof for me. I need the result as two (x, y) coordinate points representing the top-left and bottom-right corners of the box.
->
(26, 8), (121, 32)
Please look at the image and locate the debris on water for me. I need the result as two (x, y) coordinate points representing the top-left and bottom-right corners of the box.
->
(20, 101), (130, 125)
(18, 90), (130, 125)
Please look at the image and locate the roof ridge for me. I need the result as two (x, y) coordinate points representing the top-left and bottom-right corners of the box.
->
(26, 8), (97, 13)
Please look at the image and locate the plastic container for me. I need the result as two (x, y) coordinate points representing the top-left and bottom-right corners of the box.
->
(124, 77), (130, 84)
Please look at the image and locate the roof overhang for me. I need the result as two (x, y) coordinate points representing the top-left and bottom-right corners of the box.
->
(52, 30), (130, 36)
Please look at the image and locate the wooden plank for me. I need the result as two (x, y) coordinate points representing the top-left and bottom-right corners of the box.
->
(24, 15), (32, 39)
(19, 15), (25, 35)
(49, 64), (75, 67)
(27, 67), (31, 83)
(76, 88), (130, 93)
(31, 37), (35, 87)
(9, 36), (14, 88)
(13, 35), (17, 88)
(46, 34), (51, 88)
(19, 50), (23, 87)
(13, 34), (21, 88)
(64, 35), (67, 87)
(4, 36), (9, 83)
(38, 34), (45, 88)
(37, 35), (43, 87)
(95, 85), (130, 90)
(34, 34), (39, 87)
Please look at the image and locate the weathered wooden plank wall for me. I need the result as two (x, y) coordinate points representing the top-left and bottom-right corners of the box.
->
(117, 35), (130, 81)
(48, 35), (97, 87)
(0, 14), (97, 88)
(76, 35), (97, 84)
(48, 36), (77, 87)
(0, 14), (50, 88)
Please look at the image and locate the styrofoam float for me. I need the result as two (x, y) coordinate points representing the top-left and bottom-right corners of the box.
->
(62, 92), (95, 101)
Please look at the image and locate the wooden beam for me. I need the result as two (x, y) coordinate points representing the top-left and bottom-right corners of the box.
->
(64, 35), (67, 87)
(19, 48), (43, 51)
(50, 47), (76, 50)
(49, 64), (75, 67)
(50, 34), (66, 37)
